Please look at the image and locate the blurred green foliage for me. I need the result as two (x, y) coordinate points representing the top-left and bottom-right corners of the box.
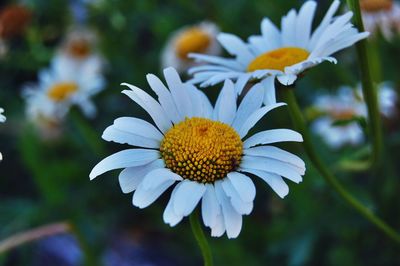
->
(1, 0), (400, 265)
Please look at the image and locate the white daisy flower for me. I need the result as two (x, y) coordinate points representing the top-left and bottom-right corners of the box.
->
(188, 0), (369, 105)
(161, 21), (221, 74)
(23, 56), (105, 122)
(54, 27), (105, 74)
(311, 83), (398, 148)
(0, 107), (5, 123)
(0, 107), (5, 160)
(311, 87), (366, 148)
(360, 0), (400, 40)
(90, 67), (305, 238)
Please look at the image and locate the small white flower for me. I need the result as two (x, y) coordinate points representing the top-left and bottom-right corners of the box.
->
(360, 0), (400, 40)
(188, 0), (369, 105)
(54, 27), (105, 74)
(311, 83), (398, 148)
(0, 107), (5, 160)
(0, 108), (5, 123)
(23, 56), (105, 123)
(90, 67), (305, 238)
(161, 21), (221, 74)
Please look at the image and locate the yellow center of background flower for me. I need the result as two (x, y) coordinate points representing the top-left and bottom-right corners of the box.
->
(175, 27), (211, 60)
(160, 117), (243, 183)
(67, 39), (91, 59)
(331, 110), (356, 120)
(360, 0), (392, 12)
(47, 82), (78, 102)
(247, 47), (309, 72)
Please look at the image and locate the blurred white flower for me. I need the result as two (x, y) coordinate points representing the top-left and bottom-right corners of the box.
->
(0, 107), (5, 160)
(188, 0), (369, 105)
(312, 83), (398, 148)
(360, 0), (400, 40)
(0, 107), (5, 123)
(161, 21), (221, 74)
(90, 67), (305, 239)
(23, 56), (105, 137)
(54, 27), (105, 74)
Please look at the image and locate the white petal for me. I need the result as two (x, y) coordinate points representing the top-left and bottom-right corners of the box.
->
(213, 79), (237, 125)
(234, 73), (252, 95)
(211, 213), (225, 237)
(295, 0), (317, 48)
(102, 119), (161, 149)
(232, 83), (264, 131)
(163, 185), (184, 226)
(261, 18), (281, 50)
(189, 53), (244, 71)
(132, 179), (175, 208)
(240, 168), (289, 198)
(118, 159), (165, 193)
(163, 67), (193, 119)
(261, 76), (276, 106)
(89, 149), (160, 180)
(243, 129), (303, 148)
(238, 103), (286, 138)
(281, 9), (297, 46)
(309, 0), (340, 49)
(244, 146), (305, 170)
(217, 33), (253, 65)
(221, 178), (253, 215)
(241, 155), (303, 183)
(277, 74), (297, 86)
(121, 83), (172, 133)
(215, 181), (242, 239)
(112, 117), (163, 140)
(227, 172), (256, 202)
(141, 168), (183, 190)
(146, 74), (181, 124)
(202, 184), (220, 227)
(173, 180), (206, 216)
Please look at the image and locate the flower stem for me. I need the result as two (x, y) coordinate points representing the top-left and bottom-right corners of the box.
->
(346, 0), (383, 168)
(189, 210), (213, 266)
(282, 88), (400, 244)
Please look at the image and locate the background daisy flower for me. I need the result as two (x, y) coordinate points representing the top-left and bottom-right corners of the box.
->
(311, 83), (398, 148)
(54, 27), (105, 74)
(0, 107), (5, 123)
(0, 107), (5, 160)
(23, 56), (105, 122)
(360, 0), (400, 40)
(90, 67), (305, 238)
(188, 0), (369, 104)
(161, 21), (221, 74)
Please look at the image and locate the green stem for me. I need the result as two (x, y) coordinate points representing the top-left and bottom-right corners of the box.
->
(282, 88), (400, 244)
(346, 0), (383, 168)
(69, 221), (97, 266)
(189, 210), (213, 266)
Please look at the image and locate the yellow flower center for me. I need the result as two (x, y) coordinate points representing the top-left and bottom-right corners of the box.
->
(175, 27), (211, 60)
(331, 110), (356, 120)
(67, 39), (91, 59)
(160, 117), (243, 183)
(360, 0), (392, 12)
(47, 82), (78, 102)
(247, 47), (309, 72)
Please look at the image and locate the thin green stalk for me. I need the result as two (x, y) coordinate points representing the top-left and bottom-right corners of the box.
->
(189, 210), (213, 266)
(69, 221), (97, 266)
(346, 0), (383, 168)
(282, 88), (400, 244)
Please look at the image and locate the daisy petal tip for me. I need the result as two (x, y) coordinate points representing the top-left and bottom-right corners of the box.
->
(89, 170), (98, 181)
